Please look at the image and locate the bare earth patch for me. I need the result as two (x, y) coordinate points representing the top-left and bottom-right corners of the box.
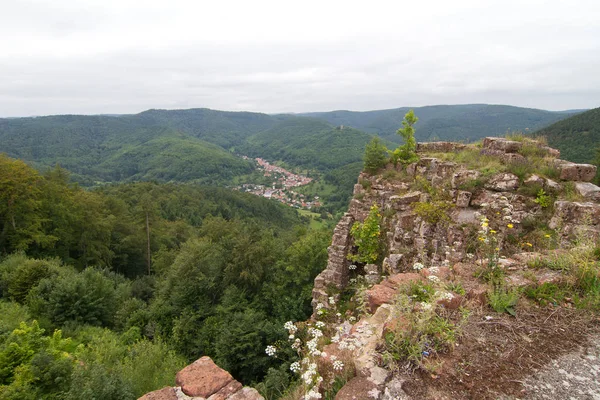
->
(397, 307), (600, 399)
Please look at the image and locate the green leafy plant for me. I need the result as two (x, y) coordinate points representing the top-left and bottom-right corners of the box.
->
(488, 286), (520, 316)
(534, 189), (552, 208)
(348, 205), (383, 264)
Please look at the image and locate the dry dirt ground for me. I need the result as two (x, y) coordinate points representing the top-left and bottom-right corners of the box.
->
(394, 307), (600, 400)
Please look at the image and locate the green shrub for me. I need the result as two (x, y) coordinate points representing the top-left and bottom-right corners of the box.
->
(412, 201), (455, 225)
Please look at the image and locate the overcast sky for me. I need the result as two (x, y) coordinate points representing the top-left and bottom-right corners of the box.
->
(1, 0), (599, 117)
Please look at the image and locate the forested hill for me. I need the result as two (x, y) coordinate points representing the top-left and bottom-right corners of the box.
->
(301, 104), (580, 143)
(534, 106), (600, 164)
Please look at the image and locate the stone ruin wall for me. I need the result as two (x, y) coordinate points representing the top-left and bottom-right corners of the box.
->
(312, 138), (600, 311)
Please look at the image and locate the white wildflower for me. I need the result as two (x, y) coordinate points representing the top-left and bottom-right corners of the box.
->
(315, 321), (325, 328)
(428, 266), (440, 274)
(290, 361), (301, 373)
(333, 360), (344, 371)
(413, 262), (425, 271)
(428, 275), (441, 284)
(328, 296), (336, 305)
(349, 264), (357, 270)
(265, 345), (277, 357)
(420, 302), (433, 311)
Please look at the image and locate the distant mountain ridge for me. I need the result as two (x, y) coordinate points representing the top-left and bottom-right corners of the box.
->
(0, 104), (582, 211)
(534, 106), (600, 164)
(300, 104), (582, 143)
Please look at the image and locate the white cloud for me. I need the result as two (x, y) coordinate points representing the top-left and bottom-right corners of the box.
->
(1, 0), (599, 116)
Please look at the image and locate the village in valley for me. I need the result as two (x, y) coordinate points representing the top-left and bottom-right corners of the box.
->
(235, 157), (322, 210)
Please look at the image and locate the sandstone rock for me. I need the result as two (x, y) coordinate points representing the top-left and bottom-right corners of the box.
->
(438, 294), (464, 309)
(451, 169), (480, 189)
(138, 387), (177, 400)
(485, 173), (520, 191)
(524, 174), (545, 186)
(545, 178), (561, 190)
(455, 190), (472, 208)
(176, 357), (235, 398)
(542, 146), (560, 158)
(453, 208), (479, 224)
(549, 201), (600, 234)
(575, 182), (600, 201)
(227, 387), (264, 400)
(382, 378), (411, 400)
(389, 191), (421, 210)
(417, 141), (467, 153)
(483, 137), (523, 153)
(366, 284), (397, 313)
(471, 190), (497, 206)
(382, 254), (403, 274)
(382, 272), (423, 290)
(335, 377), (379, 400)
(207, 380), (243, 400)
(557, 162), (597, 182)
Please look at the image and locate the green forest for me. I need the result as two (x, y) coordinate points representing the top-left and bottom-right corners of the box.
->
(534, 106), (600, 164)
(0, 154), (331, 399)
(0, 105), (581, 217)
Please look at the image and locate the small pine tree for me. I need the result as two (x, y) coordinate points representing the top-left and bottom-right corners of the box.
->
(363, 137), (388, 174)
(391, 110), (419, 165)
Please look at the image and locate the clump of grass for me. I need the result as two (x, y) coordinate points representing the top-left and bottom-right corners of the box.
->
(488, 286), (520, 316)
(359, 178), (371, 190)
(445, 282), (466, 295)
(383, 294), (466, 371)
(524, 282), (567, 306)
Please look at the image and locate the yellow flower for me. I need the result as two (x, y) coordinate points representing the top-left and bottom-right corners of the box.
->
(495, 247), (500, 251)
(507, 224), (514, 229)
(478, 237), (485, 242)
(545, 234), (551, 238)
(482, 222), (489, 227)
(526, 242), (533, 247)
(490, 230), (497, 234)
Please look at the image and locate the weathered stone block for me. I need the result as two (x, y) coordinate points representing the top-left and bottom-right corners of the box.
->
(558, 162), (597, 182)
(482, 137), (523, 153)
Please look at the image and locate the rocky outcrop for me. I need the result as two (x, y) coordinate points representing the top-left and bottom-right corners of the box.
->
(312, 213), (355, 308)
(312, 139), (599, 312)
(139, 357), (263, 400)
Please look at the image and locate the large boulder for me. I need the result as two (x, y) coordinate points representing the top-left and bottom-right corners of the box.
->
(176, 357), (235, 398)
